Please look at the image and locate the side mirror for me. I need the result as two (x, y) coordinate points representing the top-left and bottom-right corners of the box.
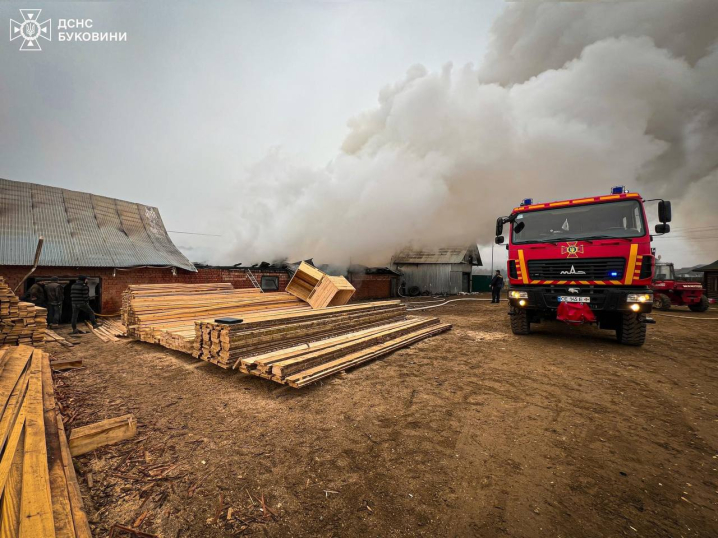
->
(655, 223), (670, 234)
(495, 217), (504, 237)
(658, 200), (672, 223)
(495, 236), (504, 245)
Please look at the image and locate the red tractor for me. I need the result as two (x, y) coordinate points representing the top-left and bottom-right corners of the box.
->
(652, 262), (709, 312)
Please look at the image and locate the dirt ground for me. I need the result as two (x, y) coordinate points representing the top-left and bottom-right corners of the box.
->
(49, 296), (718, 538)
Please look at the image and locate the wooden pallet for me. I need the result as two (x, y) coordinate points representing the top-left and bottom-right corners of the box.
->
(307, 275), (356, 309)
(0, 345), (92, 537)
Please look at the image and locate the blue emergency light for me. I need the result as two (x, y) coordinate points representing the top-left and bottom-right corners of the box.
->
(611, 186), (627, 194)
(519, 198), (533, 206)
(610, 271), (619, 277)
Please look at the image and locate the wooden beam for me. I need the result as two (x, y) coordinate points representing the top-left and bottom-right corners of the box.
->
(50, 359), (82, 372)
(68, 415), (137, 457)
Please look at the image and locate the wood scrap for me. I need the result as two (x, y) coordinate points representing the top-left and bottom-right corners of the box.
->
(50, 358), (83, 371)
(69, 414), (138, 456)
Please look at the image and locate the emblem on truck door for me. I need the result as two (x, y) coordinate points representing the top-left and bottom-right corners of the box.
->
(561, 241), (584, 258)
(560, 265), (587, 275)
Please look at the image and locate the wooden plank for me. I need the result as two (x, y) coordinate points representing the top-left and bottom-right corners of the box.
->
(41, 352), (76, 538)
(68, 415), (137, 457)
(55, 415), (92, 538)
(286, 323), (452, 387)
(50, 359), (83, 372)
(0, 429), (25, 538)
(19, 350), (56, 538)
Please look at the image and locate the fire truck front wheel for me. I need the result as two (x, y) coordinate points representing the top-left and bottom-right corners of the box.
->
(616, 312), (646, 346)
(689, 295), (710, 312)
(510, 307), (531, 335)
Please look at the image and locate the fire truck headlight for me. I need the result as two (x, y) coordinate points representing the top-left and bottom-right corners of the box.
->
(627, 293), (653, 303)
(630, 304), (640, 312)
(509, 291), (528, 299)
(519, 299), (526, 307)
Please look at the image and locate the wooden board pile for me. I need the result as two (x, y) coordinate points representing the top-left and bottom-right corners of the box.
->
(0, 276), (47, 347)
(121, 284), (308, 353)
(84, 318), (127, 343)
(123, 268), (451, 387)
(194, 300), (451, 387)
(0, 344), (92, 537)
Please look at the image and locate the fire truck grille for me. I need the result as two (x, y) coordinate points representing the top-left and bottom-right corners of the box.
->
(526, 258), (626, 281)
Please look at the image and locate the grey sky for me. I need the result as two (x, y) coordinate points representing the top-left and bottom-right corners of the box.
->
(1, 0), (502, 261)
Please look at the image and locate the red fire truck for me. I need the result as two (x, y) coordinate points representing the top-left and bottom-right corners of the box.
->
(495, 187), (672, 346)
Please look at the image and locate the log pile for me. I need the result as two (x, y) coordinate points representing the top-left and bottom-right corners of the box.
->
(121, 284), (308, 353)
(0, 344), (92, 537)
(0, 276), (47, 347)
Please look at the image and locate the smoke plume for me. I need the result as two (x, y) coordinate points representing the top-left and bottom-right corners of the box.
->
(225, 0), (718, 266)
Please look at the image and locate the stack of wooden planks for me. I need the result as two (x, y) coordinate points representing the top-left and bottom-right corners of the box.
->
(122, 284), (309, 353)
(195, 301), (408, 368)
(195, 300), (451, 387)
(84, 318), (127, 343)
(123, 283), (451, 388)
(0, 344), (92, 537)
(0, 277), (47, 347)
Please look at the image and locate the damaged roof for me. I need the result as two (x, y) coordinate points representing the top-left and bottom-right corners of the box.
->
(0, 178), (196, 271)
(391, 245), (482, 265)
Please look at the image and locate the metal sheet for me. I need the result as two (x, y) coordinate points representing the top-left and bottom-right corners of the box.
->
(392, 245), (482, 265)
(0, 178), (195, 271)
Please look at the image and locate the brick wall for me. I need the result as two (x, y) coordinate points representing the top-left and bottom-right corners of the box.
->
(347, 274), (397, 301)
(0, 266), (289, 314)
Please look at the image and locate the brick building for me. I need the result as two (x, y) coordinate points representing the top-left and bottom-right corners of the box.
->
(346, 267), (400, 300)
(0, 178), (288, 318)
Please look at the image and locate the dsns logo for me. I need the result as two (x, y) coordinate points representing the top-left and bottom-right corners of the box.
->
(10, 9), (51, 51)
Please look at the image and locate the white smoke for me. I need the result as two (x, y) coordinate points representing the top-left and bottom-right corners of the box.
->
(224, 0), (718, 266)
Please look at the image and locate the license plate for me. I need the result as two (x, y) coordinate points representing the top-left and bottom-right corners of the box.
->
(558, 296), (590, 303)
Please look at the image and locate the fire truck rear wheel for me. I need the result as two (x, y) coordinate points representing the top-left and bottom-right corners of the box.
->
(654, 293), (671, 311)
(688, 295), (710, 312)
(616, 312), (646, 346)
(510, 307), (530, 335)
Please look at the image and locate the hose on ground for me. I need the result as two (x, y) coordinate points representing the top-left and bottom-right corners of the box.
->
(406, 298), (492, 311)
(652, 313), (718, 320)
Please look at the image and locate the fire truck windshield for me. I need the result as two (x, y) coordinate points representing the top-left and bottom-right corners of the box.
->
(512, 200), (646, 244)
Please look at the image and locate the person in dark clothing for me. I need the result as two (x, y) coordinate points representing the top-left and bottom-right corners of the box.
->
(23, 282), (46, 307)
(45, 276), (64, 328)
(70, 276), (98, 334)
(490, 270), (504, 303)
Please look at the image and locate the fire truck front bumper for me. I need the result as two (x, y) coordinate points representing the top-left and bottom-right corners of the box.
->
(507, 286), (654, 314)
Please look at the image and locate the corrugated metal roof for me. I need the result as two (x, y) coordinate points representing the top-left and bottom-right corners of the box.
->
(0, 178), (196, 271)
(695, 260), (718, 272)
(391, 245), (481, 265)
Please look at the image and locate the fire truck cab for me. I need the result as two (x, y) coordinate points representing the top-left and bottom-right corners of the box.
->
(495, 187), (672, 346)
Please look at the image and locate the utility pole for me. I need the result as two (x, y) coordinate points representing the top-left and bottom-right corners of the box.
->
(491, 243), (494, 274)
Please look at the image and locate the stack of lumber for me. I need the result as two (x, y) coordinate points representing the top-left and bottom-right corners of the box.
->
(121, 284), (309, 353)
(45, 329), (75, 348)
(124, 283), (451, 388)
(0, 345), (92, 537)
(195, 300), (451, 387)
(0, 277), (47, 347)
(195, 301), (408, 368)
(84, 318), (127, 343)
(287, 262), (356, 308)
